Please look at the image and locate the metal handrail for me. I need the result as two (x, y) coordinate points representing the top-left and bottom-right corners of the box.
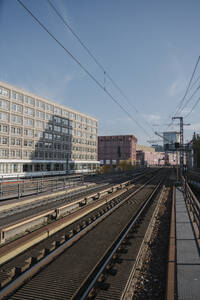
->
(182, 176), (200, 238)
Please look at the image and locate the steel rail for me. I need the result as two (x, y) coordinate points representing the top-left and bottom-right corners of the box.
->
(72, 179), (163, 299)
(0, 175), (157, 299)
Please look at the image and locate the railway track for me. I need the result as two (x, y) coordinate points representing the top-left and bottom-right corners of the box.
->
(0, 169), (154, 238)
(0, 168), (170, 299)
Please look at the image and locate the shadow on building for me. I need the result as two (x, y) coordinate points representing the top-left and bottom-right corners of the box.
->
(22, 115), (72, 177)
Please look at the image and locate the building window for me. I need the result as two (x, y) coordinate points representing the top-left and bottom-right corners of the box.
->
(62, 110), (68, 117)
(62, 127), (68, 134)
(36, 120), (44, 129)
(35, 130), (43, 138)
(62, 118), (68, 126)
(0, 149), (8, 157)
(45, 124), (53, 131)
(24, 117), (34, 127)
(24, 96), (35, 106)
(24, 140), (33, 147)
(10, 150), (15, 157)
(12, 91), (23, 102)
(46, 113), (53, 121)
(11, 126), (22, 135)
(36, 110), (45, 119)
(2, 137), (8, 145)
(36, 100), (45, 110)
(54, 134), (61, 140)
(24, 106), (34, 116)
(44, 133), (53, 140)
(12, 103), (22, 113)
(13, 163), (18, 172)
(54, 125), (61, 132)
(16, 139), (21, 146)
(54, 116), (61, 123)
(46, 103), (53, 112)
(2, 125), (8, 133)
(0, 99), (9, 110)
(11, 114), (22, 124)
(54, 107), (61, 115)
(10, 138), (15, 145)
(69, 112), (75, 119)
(0, 87), (9, 98)
(24, 128), (33, 136)
(16, 150), (21, 157)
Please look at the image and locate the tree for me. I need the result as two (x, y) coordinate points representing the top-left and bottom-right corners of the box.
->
(192, 132), (200, 168)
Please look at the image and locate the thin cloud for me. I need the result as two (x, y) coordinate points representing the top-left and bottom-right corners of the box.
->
(142, 114), (161, 122)
(168, 79), (187, 97)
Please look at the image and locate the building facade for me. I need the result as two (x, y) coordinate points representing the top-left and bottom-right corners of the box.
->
(98, 135), (137, 166)
(136, 144), (155, 152)
(136, 150), (178, 166)
(163, 131), (180, 151)
(0, 81), (99, 177)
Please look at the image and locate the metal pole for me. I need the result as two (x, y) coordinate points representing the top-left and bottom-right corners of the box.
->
(180, 117), (184, 177)
(18, 181), (20, 199)
(176, 150), (179, 183)
(0, 177), (2, 198)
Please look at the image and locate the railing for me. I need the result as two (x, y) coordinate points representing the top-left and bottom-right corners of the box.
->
(182, 176), (200, 238)
(0, 175), (84, 201)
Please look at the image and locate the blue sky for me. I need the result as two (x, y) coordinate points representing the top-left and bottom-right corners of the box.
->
(1, 0), (200, 144)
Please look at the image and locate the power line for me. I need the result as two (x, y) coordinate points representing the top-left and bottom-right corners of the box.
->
(46, 0), (105, 73)
(46, 0), (155, 135)
(184, 96), (200, 119)
(179, 83), (200, 114)
(16, 0), (151, 138)
(174, 55), (200, 116)
(165, 56), (200, 131)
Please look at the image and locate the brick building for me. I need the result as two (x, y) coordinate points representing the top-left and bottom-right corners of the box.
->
(98, 135), (137, 166)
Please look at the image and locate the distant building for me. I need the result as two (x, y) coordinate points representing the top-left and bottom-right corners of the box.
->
(136, 150), (177, 166)
(98, 135), (137, 166)
(136, 144), (155, 152)
(163, 131), (179, 151)
(151, 144), (163, 152)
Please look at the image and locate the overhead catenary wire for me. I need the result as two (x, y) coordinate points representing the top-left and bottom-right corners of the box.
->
(164, 55), (200, 131)
(46, 0), (155, 135)
(179, 83), (200, 114)
(16, 0), (151, 138)
(173, 55), (200, 116)
(184, 96), (200, 119)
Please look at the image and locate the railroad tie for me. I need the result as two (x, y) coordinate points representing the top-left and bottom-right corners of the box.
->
(0, 267), (16, 288)
(16, 257), (32, 274)
(45, 241), (56, 254)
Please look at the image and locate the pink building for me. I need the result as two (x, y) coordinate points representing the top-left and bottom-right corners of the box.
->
(98, 135), (137, 166)
(136, 150), (178, 166)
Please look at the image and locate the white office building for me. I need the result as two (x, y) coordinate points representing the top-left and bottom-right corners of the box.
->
(0, 81), (99, 178)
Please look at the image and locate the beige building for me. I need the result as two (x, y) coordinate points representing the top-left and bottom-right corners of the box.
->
(0, 81), (99, 177)
(136, 144), (155, 152)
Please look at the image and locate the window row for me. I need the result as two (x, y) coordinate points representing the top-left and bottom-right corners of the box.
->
(71, 154), (97, 160)
(0, 162), (67, 174)
(72, 146), (97, 153)
(1, 87), (97, 126)
(0, 149), (71, 159)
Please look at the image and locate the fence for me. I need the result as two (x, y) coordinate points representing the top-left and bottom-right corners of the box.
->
(182, 176), (200, 238)
(0, 174), (84, 200)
